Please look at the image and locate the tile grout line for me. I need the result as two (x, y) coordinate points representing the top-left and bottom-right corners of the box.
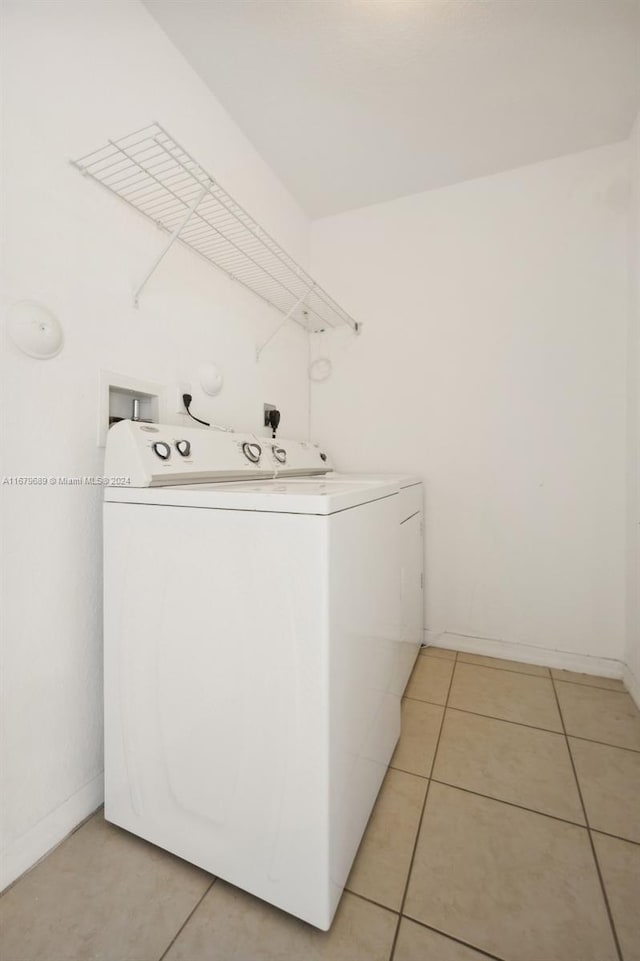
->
(387, 763), (640, 848)
(429, 778), (587, 830)
(553, 679), (628, 694)
(346, 887), (400, 917)
(423, 647), (628, 694)
(429, 778), (640, 847)
(348, 886), (503, 961)
(403, 697), (563, 735)
(389, 764), (428, 780)
(566, 733), (640, 756)
(549, 676), (624, 961)
(403, 696), (640, 754)
(388, 760), (640, 844)
(419, 651), (457, 662)
(157, 877), (217, 961)
(465, 663), (627, 693)
(424, 652), (547, 680)
(590, 826), (640, 848)
(456, 660), (552, 679)
(400, 913), (508, 961)
(554, 679), (631, 697)
(387, 650), (458, 961)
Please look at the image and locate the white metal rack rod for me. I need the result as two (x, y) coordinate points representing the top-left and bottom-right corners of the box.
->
(71, 123), (361, 336)
(255, 287), (314, 360)
(133, 185), (206, 307)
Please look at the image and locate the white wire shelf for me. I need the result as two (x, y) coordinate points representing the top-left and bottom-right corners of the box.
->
(71, 123), (359, 336)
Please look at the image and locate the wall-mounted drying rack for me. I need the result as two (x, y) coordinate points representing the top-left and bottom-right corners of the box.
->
(71, 123), (360, 352)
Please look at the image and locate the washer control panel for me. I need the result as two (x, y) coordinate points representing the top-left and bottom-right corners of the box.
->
(105, 421), (333, 488)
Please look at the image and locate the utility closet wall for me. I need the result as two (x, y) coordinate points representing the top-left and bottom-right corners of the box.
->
(311, 142), (630, 673)
(0, 0), (311, 889)
(625, 110), (640, 705)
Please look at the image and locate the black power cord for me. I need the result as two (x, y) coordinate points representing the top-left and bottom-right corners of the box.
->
(182, 393), (210, 427)
(268, 408), (281, 438)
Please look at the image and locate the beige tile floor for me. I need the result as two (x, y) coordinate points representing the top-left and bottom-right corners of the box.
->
(2, 647), (639, 961)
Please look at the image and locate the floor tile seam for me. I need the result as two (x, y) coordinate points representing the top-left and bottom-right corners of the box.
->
(428, 777), (587, 830)
(456, 659), (552, 680)
(434, 767), (640, 849)
(398, 912), (508, 961)
(388, 656), (458, 961)
(551, 679), (628, 694)
(443, 704), (564, 736)
(156, 877), (217, 961)
(403, 693), (447, 709)
(443, 702), (639, 750)
(549, 675), (624, 961)
(389, 763), (429, 781)
(554, 679), (631, 697)
(344, 887), (400, 917)
(344, 885), (400, 917)
(567, 733), (640, 755)
(590, 827), (640, 849)
(454, 656), (626, 693)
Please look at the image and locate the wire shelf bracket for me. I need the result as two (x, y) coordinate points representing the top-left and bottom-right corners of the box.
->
(132, 183), (207, 308)
(255, 286), (314, 360)
(71, 123), (361, 338)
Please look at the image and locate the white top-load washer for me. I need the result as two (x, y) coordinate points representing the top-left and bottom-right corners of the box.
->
(103, 420), (423, 930)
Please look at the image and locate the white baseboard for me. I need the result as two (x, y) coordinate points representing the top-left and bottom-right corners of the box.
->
(1, 773), (103, 892)
(426, 630), (624, 680)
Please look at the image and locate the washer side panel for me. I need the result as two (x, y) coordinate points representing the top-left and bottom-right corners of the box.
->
(103, 502), (331, 927)
(326, 494), (402, 915)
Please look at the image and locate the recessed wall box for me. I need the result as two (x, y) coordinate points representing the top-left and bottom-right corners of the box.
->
(98, 371), (164, 447)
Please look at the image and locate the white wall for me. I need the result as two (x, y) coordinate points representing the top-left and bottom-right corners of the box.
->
(0, 0), (311, 889)
(311, 143), (630, 671)
(625, 111), (640, 704)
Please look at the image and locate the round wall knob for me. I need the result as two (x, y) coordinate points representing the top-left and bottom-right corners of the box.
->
(176, 440), (191, 457)
(309, 357), (332, 382)
(8, 301), (64, 360)
(153, 442), (171, 460)
(198, 363), (224, 396)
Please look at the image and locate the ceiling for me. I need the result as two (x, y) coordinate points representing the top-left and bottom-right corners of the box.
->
(144, 0), (640, 217)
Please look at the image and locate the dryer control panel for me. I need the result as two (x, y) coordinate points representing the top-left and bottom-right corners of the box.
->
(104, 420), (333, 488)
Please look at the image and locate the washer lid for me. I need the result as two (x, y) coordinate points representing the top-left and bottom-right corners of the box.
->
(104, 477), (399, 515)
(324, 472), (421, 489)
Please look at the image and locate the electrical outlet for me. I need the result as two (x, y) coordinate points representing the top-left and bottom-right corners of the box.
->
(176, 383), (192, 414)
(264, 403), (276, 427)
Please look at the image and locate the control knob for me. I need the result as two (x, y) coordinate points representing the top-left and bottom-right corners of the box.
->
(242, 442), (262, 464)
(272, 446), (287, 464)
(176, 440), (191, 457)
(152, 441), (171, 460)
